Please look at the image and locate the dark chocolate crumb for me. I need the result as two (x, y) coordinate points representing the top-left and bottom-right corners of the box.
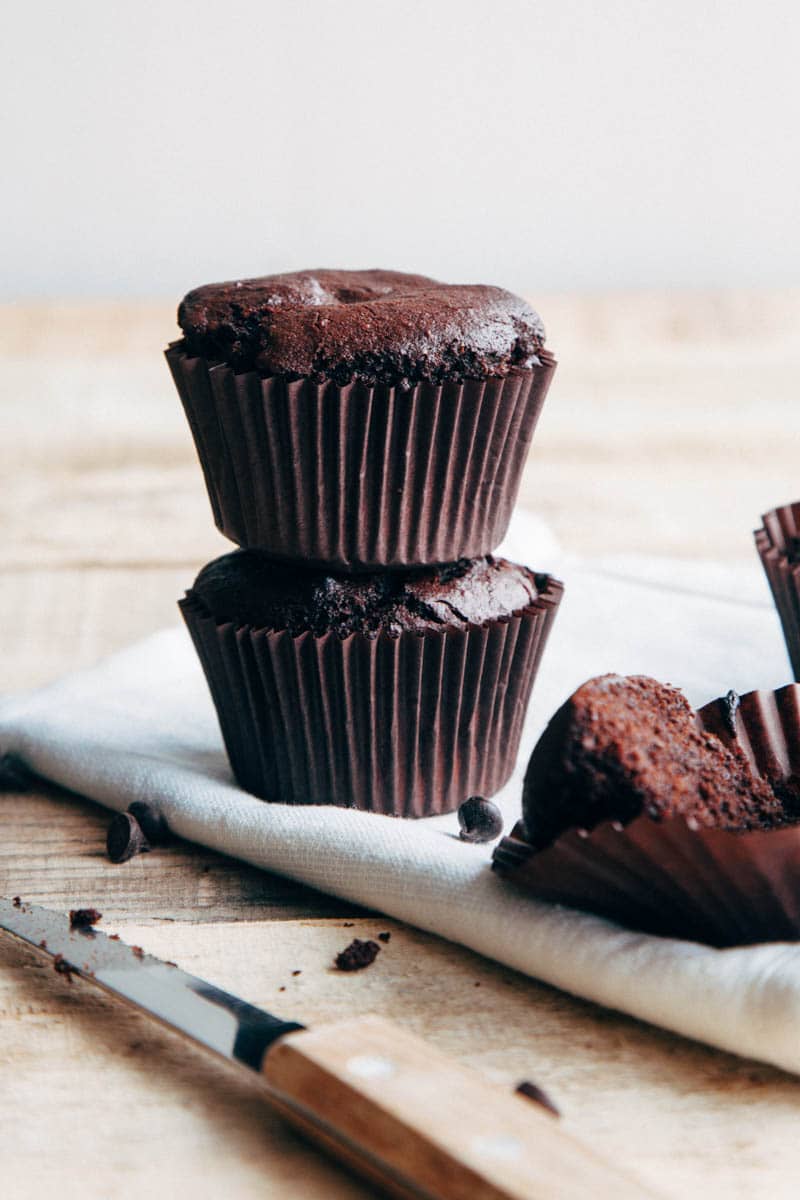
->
(722, 689), (741, 737)
(515, 1080), (560, 1118)
(127, 801), (170, 846)
(458, 796), (503, 843)
(334, 938), (380, 972)
(106, 812), (149, 864)
(53, 954), (77, 982)
(291, 969), (301, 976)
(165, 961), (177, 968)
(131, 946), (144, 959)
(69, 908), (102, 933)
(343, 922), (354, 927)
(278, 986), (286, 992)
(377, 931), (391, 943)
(0, 754), (36, 792)
(12, 896), (21, 908)
(109, 934), (120, 941)
(474, 981), (481, 987)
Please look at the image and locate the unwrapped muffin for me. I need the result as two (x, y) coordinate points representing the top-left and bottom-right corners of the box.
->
(180, 551), (563, 816)
(493, 675), (800, 945)
(167, 269), (556, 570)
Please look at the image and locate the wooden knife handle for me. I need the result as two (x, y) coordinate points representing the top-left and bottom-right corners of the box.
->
(261, 1014), (662, 1200)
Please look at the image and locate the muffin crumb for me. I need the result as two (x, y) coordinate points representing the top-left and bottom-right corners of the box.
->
(334, 939), (380, 972)
(69, 908), (102, 933)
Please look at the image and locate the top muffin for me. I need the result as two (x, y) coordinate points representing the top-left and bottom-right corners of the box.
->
(177, 268), (546, 385)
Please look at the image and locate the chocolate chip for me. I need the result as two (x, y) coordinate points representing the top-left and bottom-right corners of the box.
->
(69, 908), (102, 933)
(106, 812), (149, 863)
(515, 1080), (560, 1117)
(721, 689), (741, 737)
(131, 946), (144, 959)
(377, 931), (391, 943)
(12, 896), (21, 908)
(291, 969), (302, 976)
(127, 801), (170, 846)
(457, 796), (503, 843)
(334, 938), (380, 972)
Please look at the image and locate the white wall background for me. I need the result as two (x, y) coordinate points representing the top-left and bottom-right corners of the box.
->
(3, 0), (798, 298)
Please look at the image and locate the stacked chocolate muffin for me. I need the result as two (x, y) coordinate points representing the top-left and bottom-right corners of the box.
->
(168, 269), (563, 816)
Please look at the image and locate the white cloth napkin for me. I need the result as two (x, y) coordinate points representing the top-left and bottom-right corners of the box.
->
(3, 510), (800, 1075)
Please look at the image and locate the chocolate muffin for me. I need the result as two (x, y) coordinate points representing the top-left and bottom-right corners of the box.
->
(167, 268), (556, 570)
(520, 674), (783, 849)
(755, 502), (800, 680)
(177, 269), (545, 384)
(180, 552), (563, 815)
(493, 676), (800, 946)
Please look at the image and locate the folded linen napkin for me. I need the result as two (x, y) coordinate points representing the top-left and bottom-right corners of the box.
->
(3, 510), (800, 1074)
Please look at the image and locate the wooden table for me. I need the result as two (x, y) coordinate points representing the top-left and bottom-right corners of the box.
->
(3, 295), (800, 1199)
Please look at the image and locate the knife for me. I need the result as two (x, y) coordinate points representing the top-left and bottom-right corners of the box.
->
(0, 898), (660, 1200)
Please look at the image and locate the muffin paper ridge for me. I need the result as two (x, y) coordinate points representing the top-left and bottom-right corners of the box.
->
(493, 682), (800, 946)
(166, 344), (556, 570)
(755, 502), (800, 680)
(180, 576), (563, 817)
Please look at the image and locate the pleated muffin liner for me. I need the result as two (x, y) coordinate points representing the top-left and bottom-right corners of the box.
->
(493, 683), (800, 946)
(179, 575), (563, 817)
(755, 502), (800, 680)
(166, 344), (556, 570)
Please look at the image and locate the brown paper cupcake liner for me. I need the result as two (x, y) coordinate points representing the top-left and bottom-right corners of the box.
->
(755, 502), (800, 680)
(493, 684), (800, 946)
(180, 576), (563, 817)
(166, 344), (556, 570)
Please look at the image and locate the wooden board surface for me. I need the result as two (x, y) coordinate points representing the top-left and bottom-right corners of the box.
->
(2, 296), (800, 1199)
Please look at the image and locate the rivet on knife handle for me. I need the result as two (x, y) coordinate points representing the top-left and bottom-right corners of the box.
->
(261, 1014), (662, 1200)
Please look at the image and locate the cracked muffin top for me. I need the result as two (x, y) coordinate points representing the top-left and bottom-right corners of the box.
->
(176, 268), (547, 385)
(186, 551), (546, 638)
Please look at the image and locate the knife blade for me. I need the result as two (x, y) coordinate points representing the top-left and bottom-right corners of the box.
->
(0, 895), (303, 1067)
(1, 898), (662, 1200)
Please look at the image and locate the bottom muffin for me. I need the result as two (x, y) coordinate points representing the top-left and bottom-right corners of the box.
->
(493, 675), (800, 945)
(180, 552), (563, 816)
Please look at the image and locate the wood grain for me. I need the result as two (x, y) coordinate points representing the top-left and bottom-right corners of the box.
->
(3, 919), (800, 1200)
(3, 296), (800, 1199)
(262, 1014), (662, 1199)
(0, 785), (363, 923)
